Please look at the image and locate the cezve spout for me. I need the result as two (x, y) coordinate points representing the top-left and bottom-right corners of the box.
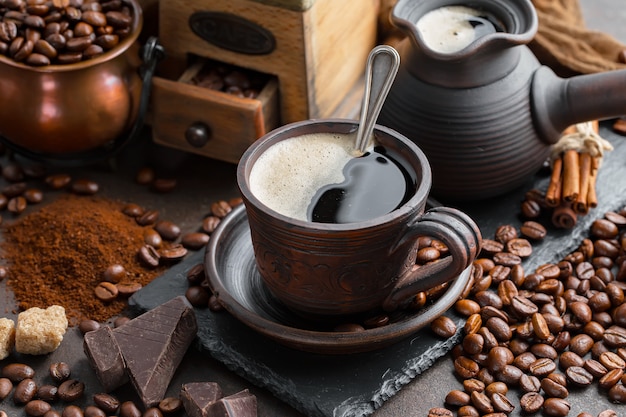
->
(532, 65), (626, 144)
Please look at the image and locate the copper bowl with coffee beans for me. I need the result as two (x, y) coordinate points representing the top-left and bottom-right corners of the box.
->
(0, 0), (143, 155)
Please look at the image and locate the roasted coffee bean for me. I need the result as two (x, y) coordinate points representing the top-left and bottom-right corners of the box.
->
(520, 220), (547, 240)
(480, 239), (504, 256)
(136, 209), (159, 226)
(57, 379), (85, 402)
(185, 285), (210, 308)
(543, 397), (570, 417)
(143, 228), (163, 248)
(608, 383), (626, 403)
(8, 195), (27, 213)
(181, 232), (210, 250)
(506, 237), (532, 257)
(584, 358), (608, 379)
(462, 378), (485, 395)
(2, 363), (35, 382)
(208, 294), (223, 312)
(154, 220), (181, 241)
(211, 200), (232, 218)
(520, 391), (544, 413)
(49, 361), (71, 382)
(599, 351), (626, 370)
(151, 178), (177, 193)
(519, 373), (541, 393)
(490, 392), (514, 413)
(494, 224), (517, 244)
(113, 316), (130, 327)
(463, 333), (484, 355)
(486, 346), (514, 373)
(142, 407), (163, 417)
(495, 364), (522, 385)
(599, 368), (624, 389)
(455, 299), (481, 316)
(529, 357), (557, 377)
(158, 397), (182, 414)
(138, 244), (160, 268)
(470, 390), (493, 414)
(566, 365), (594, 386)
(427, 408), (453, 417)
(103, 263), (126, 283)
(61, 405), (84, 417)
(93, 392), (120, 414)
(116, 281), (142, 298)
(559, 351), (585, 369)
(431, 315), (457, 338)
(464, 313), (482, 335)
(135, 167), (155, 185)
(603, 325), (626, 348)
(445, 390), (470, 407)
(84, 405), (106, 417)
(591, 218), (619, 239)
(122, 203), (144, 217)
(23, 188), (44, 204)
(94, 33), (118, 48)
(14, 378), (37, 404)
(457, 405), (480, 417)
(94, 281), (118, 302)
(25, 399), (52, 416)
(570, 333), (595, 356)
(37, 384), (58, 402)
(530, 343), (558, 360)
(0, 377), (13, 400)
(454, 356), (480, 379)
(493, 252), (521, 267)
(119, 400), (142, 417)
(485, 317), (511, 342)
(78, 319), (100, 334)
(71, 179), (99, 195)
(45, 173), (71, 189)
(159, 244), (188, 262)
(597, 410), (619, 417)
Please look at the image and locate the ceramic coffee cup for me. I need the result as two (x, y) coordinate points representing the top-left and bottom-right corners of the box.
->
(237, 119), (482, 318)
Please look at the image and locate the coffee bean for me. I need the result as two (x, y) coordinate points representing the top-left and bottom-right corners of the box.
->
(485, 317), (511, 342)
(431, 315), (457, 338)
(492, 252), (522, 267)
(159, 244), (188, 262)
(599, 351), (626, 370)
(445, 390), (470, 407)
(427, 408), (453, 417)
(61, 405), (84, 417)
(529, 357), (556, 377)
(119, 400), (142, 417)
(520, 220), (547, 240)
(480, 239), (504, 256)
(570, 333), (595, 356)
(519, 373), (541, 393)
(37, 384), (58, 402)
(135, 167), (155, 185)
(211, 200), (232, 218)
(2, 363), (35, 382)
(8, 195), (27, 214)
(158, 397), (182, 414)
(603, 325), (626, 348)
(78, 319), (100, 334)
(584, 358), (608, 379)
(84, 405), (106, 417)
(608, 383), (626, 403)
(599, 368), (624, 389)
(486, 346), (513, 373)
(23, 188), (44, 204)
(470, 390), (493, 414)
(506, 238), (532, 257)
(208, 294), (224, 312)
(93, 392), (120, 414)
(566, 365), (594, 386)
(45, 173), (71, 189)
(494, 225), (517, 244)
(185, 285), (210, 308)
(0, 377), (13, 400)
(136, 209), (159, 226)
(559, 351), (585, 369)
(71, 179), (99, 195)
(103, 264), (126, 283)
(114, 316), (130, 327)
(490, 392), (514, 413)
(591, 219), (619, 239)
(24, 399), (52, 416)
(143, 407), (163, 417)
(94, 281), (118, 302)
(202, 215), (221, 234)
(122, 203), (144, 217)
(519, 391), (543, 413)
(454, 356), (480, 379)
(143, 228), (163, 248)
(181, 232), (210, 250)
(543, 397), (570, 417)
(57, 379), (85, 402)
(116, 281), (142, 298)
(13, 378), (37, 404)
(49, 362), (71, 382)
(138, 245), (160, 268)
(151, 178), (177, 193)
(154, 220), (181, 241)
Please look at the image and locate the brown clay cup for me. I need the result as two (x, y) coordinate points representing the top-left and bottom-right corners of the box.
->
(237, 119), (482, 319)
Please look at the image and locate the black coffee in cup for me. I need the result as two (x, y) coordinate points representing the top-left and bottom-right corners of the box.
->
(248, 132), (416, 223)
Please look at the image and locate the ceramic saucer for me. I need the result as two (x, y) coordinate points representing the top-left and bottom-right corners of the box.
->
(204, 204), (471, 354)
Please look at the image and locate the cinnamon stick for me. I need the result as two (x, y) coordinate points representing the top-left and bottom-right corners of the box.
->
(545, 156), (562, 207)
(561, 149), (580, 202)
(574, 153), (592, 214)
(552, 203), (577, 229)
(587, 157), (600, 208)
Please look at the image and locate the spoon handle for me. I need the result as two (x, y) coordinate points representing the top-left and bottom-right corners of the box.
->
(355, 45), (401, 154)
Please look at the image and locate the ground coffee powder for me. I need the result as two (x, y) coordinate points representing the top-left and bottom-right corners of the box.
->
(1, 194), (167, 324)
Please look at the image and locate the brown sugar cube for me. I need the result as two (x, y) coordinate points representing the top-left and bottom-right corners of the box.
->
(0, 318), (16, 359)
(15, 305), (68, 355)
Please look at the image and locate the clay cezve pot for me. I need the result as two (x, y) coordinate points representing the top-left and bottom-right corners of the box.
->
(378, 0), (626, 201)
(0, 0), (143, 155)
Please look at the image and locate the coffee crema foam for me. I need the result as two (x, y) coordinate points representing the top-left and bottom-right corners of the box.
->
(249, 132), (366, 221)
(415, 5), (498, 54)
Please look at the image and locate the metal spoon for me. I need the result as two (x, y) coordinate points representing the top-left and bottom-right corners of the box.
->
(353, 45), (401, 155)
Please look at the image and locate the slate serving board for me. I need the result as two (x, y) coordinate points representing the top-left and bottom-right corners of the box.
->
(130, 122), (626, 417)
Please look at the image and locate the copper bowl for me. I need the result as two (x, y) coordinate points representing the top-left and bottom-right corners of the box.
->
(0, 1), (143, 155)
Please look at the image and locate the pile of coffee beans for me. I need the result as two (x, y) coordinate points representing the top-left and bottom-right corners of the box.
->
(190, 58), (269, 99)
(428, 208), (626, 417)
(0, 360), (183, 416)
(0, 0), (135, 67)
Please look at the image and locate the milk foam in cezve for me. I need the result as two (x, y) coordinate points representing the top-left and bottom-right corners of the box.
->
(415, 5), (502, 54)
(249, 132), (358, 221)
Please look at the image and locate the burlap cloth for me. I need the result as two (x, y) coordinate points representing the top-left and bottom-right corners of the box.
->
(530, 0), (626, 76)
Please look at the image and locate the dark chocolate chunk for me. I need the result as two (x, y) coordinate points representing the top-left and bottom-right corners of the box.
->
(113, 296), (198, 408)
(206, 389), (257, 417)
(83, 325), (128, 392)
(180, 381), (223, 417)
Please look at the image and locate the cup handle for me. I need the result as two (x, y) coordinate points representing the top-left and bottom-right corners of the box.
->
(382, 207), (482, 311)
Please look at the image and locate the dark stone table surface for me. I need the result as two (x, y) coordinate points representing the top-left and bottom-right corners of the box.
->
(1, 1), (626, 416)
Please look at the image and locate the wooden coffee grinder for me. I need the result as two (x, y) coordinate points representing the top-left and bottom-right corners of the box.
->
(150, 0), (380, 163)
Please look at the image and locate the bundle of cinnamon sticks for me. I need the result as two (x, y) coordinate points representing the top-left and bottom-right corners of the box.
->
(545, 121), (601, 228)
